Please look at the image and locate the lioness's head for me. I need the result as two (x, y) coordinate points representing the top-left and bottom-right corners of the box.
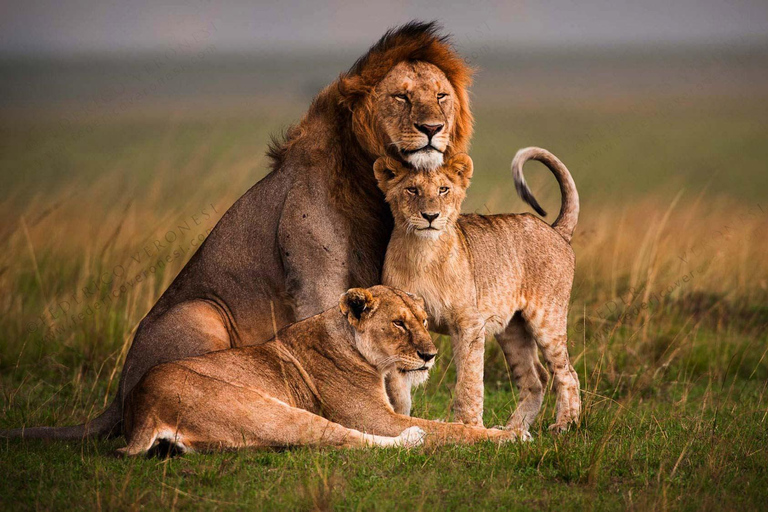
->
(374, 153), (474, 239)
(339, 286), (436, 376)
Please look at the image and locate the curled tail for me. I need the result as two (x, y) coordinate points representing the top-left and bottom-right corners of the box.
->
(511, 146), (579, 243)
(0, 398), (121, 440)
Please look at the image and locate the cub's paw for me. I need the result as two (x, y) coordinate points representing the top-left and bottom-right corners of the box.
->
(396, 426), (426, 448)
(548, 421), (573, 434)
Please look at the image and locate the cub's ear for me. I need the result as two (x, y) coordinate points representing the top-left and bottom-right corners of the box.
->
(445, 153), (474, 189)
(373, 157), (408, 194)
(339, 288), (379, 325)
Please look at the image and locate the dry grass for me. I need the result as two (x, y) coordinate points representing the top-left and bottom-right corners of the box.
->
(1, 95), (767, 510)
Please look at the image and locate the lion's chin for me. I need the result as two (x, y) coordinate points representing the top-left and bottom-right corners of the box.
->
(405, 149), (444, 170)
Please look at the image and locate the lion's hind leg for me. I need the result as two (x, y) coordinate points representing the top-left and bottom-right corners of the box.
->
(524, 306), (580, 432)
(496, 313), (548, 437)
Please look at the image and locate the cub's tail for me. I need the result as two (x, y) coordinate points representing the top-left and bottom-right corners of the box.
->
(511, 147), (579, 243)
(0, 398), (121, 440)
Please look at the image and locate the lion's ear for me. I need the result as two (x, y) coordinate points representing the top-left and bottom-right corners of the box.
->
(445, 153), (474, 189)
(339, 288), (379, 326)
(373, 157), (408, 193)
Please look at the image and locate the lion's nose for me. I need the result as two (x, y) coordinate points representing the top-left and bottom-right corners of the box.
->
(421, 212), (439, 223)
(415, 123), (443, 139)
(417, 351), (436, 363)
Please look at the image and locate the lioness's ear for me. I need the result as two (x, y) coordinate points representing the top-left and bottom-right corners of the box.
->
(339, 288), (379, 325)
(405, 291), (426, 311)
(445, 153), (474, 189)
(373, 157), (408, 193)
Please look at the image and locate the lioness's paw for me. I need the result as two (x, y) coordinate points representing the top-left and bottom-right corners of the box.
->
(396, 426), (426, 448)
(494, 428), (533, 443)
(509, 429), (533, 442)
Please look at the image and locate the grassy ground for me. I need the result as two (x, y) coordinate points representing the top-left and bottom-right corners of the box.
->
(1, 82), (768, 509)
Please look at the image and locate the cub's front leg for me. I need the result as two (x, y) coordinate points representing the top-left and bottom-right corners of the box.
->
(385, 371), (412, 415)
(451, 314), (486, 426)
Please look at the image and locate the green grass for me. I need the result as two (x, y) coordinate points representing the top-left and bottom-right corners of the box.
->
(2, 85), (768, 509)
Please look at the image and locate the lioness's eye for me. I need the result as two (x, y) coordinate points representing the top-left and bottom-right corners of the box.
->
(393, 320), (406, 329)
(439, 186), (449, 195)
(437, 93), (448, 100)
(406, 187), (418, 196)
(393, 94), (409, 102)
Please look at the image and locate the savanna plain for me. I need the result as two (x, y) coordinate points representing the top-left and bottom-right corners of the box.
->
(1, 48), (767, 510)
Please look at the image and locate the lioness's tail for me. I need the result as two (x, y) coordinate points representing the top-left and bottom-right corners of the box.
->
(0, 398), (121, 440)
(511, 147), (579, 243)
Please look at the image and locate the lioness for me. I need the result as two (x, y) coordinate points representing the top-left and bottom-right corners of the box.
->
(374, 148), (581, 435)
(3, 22), (476, 440)
(119, 286), (512, 455)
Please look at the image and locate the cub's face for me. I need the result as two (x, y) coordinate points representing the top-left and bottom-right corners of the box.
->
(340, 286), (437, 376)
(373, 61), (458, 171)
(374, 153), (474, 240)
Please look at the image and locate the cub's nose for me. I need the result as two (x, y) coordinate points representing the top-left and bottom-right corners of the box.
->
(415, 123), (444, 139)
(417, 351), (436, 363)
(421, 212), (439, 223)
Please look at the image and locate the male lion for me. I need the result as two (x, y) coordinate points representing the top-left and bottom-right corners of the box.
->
(3, 22), (473, 440)
(374, 148), (581, 435)
(119, 286), (513, 455)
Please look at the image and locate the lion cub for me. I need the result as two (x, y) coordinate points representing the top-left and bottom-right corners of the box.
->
(375, 147), (581, 435)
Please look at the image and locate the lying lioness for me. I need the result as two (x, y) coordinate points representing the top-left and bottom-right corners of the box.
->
(119, 285), (513, 455)
(375, 148), (580, 435)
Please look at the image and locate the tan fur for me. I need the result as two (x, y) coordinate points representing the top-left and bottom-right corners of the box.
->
(375, 149), (581, 434)
(2, 22), (476, 441)
(118, 286), (519, 456)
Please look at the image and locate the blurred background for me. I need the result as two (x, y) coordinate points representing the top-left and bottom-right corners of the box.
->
(2, 2), (768, 507)
(2, 0), (767, 385)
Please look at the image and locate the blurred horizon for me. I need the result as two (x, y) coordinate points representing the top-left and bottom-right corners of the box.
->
(3, 1), (768, 57)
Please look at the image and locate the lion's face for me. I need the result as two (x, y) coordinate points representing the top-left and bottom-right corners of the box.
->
(372, 61), (458, 171)
(374, 153), (474, 240)
(339, 286), (436, 376)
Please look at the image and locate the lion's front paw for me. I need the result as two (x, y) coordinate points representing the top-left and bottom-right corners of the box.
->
(396, 426), (426, 448)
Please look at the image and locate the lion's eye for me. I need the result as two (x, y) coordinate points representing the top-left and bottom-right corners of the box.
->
(406, 187), (419, 196)
(393, 94), (409, 103)
(393, 320), (406, 330)
(439, 186), (449, 195)
(437, 93), (448, 100)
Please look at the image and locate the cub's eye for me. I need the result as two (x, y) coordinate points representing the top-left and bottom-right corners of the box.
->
(405, 187), (419, 196)
(437, 93), (448, 100)
(393, 320), (406, 330)
(393, 94), (409, 102)
(438, 186), (449, 195)
(423, 319), (428, 328)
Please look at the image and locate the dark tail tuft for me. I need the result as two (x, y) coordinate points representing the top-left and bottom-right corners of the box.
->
(511, 147), (579, 243)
